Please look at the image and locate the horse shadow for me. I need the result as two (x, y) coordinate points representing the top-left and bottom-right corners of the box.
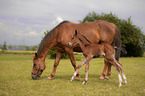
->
(30, 73), (118, 86)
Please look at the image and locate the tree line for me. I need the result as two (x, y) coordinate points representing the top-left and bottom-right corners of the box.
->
(0, 41), (38, 51)
(79, 12), (145, 57)
(46, 12), (144, 58)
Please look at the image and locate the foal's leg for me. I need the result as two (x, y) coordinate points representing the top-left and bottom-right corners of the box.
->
(114, 59), (127, 84)
(66, 48), (80, 80)
(100, 58), (109, 80)
(110, 60), (123, 87)
(82, 57), (92, 84)
(48, 51), (63, 79)
(70, 59), (86, 81)
(105, 63), (112, 79)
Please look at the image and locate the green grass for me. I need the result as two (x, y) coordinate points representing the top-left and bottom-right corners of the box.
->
(0, 50), (36, 55)
(0, 55), (145, 96)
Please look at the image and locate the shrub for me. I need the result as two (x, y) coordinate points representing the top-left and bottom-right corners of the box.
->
(79, 12), (145, 57)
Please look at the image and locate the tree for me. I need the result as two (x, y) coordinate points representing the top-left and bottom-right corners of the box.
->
(25, 46), (30, 51)
(43, 30), (68, 59)
(79, 12), (145, 57)
(31, 45), (38, 51)
(3, 41), (7, 50)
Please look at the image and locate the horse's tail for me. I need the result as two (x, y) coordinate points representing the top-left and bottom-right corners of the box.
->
(112, 27), (121, 61)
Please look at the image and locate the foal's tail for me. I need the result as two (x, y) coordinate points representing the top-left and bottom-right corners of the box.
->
(114, 46), (127, 54)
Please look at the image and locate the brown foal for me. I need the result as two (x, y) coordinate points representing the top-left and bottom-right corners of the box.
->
(68, 30), (127, 87)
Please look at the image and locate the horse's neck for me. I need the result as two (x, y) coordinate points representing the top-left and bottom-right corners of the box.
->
(38, 44), (54, 61)
(37, 31), (57, 61)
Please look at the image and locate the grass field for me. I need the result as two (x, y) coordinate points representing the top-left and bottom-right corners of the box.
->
(0, 55), (145, 96)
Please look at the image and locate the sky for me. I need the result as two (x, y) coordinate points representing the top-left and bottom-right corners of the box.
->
(0, 0), (145, 46)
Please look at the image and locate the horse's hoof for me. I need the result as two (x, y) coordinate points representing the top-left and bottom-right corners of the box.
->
(104, 77), (109, 79)
(47, 77), (54, 80)
(119, 84), (122, 87)
(98, 77), (104, 81)
(75, 77), (80, 81)
(74, 79), (80, 81)
(124, 80), (127, 84)
(47, 77), (51, 80)
(82, 81), (87, 85)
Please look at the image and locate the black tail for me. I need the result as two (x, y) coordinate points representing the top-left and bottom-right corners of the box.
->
(112, 28), (121, 61)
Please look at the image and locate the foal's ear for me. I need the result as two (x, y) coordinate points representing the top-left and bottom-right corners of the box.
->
(75, 30), (78, 36)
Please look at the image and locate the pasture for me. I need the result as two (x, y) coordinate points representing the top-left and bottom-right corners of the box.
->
(0, 54), (145, 96)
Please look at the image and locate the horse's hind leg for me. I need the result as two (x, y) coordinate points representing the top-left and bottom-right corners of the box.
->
(70, 59), (86, 81)
(48, 51), (63, 80)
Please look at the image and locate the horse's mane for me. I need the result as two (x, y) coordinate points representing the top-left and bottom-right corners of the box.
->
(37, 21), (69, 55)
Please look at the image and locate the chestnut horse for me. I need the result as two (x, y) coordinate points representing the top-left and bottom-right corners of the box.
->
(31, 20), (121, 80)
(69, 31), (127, 87)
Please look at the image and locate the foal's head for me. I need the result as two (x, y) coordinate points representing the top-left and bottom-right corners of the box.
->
(68, 30), (80, 47)
(68, 30), (91, 47)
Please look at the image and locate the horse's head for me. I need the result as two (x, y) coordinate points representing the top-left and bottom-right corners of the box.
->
(31, 53), (45, 80)
(68, 30), (80, 47)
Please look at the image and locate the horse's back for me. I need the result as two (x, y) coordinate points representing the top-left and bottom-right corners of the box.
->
(56, 20), (118, 48)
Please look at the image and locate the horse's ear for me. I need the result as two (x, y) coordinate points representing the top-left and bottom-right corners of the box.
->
(35, 53), (38, 57)
(75, 30), (78, 36)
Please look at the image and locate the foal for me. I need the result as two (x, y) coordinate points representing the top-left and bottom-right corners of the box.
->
(68, 31), (127, 87)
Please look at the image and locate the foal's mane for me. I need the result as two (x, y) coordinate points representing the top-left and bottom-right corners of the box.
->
(77, 33), (92, 44)
(37, 21), (69, 55)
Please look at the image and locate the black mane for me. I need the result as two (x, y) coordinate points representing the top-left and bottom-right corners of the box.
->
(78, 33), (92, 44)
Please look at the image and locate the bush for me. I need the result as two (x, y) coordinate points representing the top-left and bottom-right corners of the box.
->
(47, 47), (68, 59)
(43, 31), (69, 59)
(79, 12), (145, 57)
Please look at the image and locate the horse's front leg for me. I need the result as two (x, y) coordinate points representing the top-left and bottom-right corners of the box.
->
(70, 59), (86, 81)
(65, 48), (80, 80)
(48, 51), (63, 80)
(82, 57), (92, 85)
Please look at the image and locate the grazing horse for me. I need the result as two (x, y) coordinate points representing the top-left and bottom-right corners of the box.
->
(68, 31), (127, 87)
(31, 20), (121, 80)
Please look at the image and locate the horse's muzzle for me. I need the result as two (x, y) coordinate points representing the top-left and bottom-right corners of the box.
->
(32, 75), (40, 80)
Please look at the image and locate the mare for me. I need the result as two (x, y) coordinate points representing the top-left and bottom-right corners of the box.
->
(31, 20), (121, 80)
(68, 31), (127, 87)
